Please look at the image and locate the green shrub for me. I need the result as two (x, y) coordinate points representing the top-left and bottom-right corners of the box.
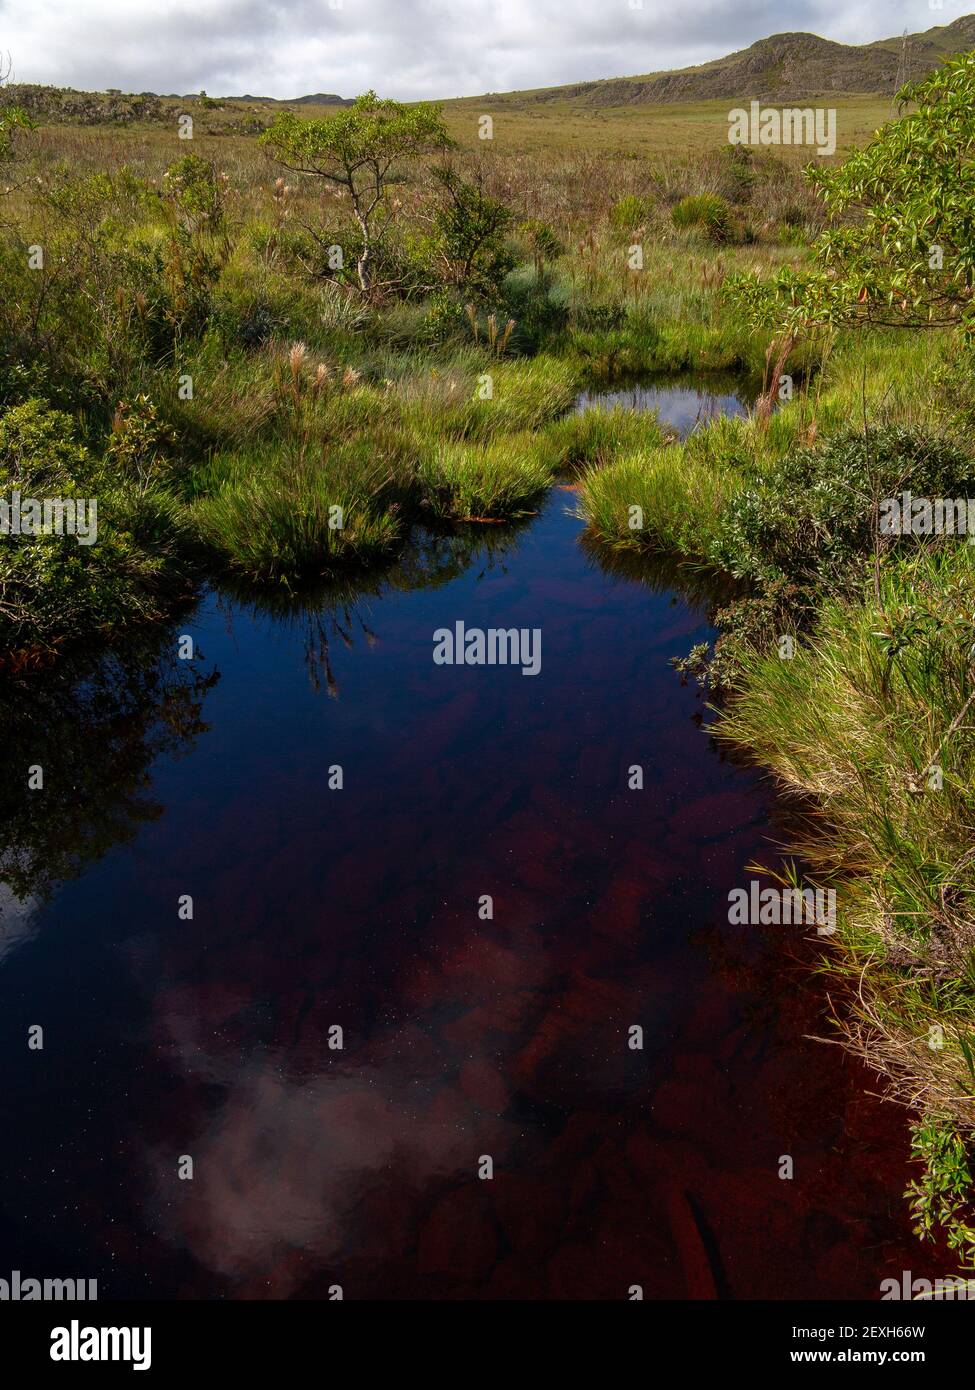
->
(711, 426), (975, 593)
(499, 268), (570, 352)
(0, 399), (187, 653)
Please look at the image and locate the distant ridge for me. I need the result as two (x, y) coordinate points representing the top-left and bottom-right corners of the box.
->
(6, 14), (975, 128)
(450, 14), (975, 107)
(227, 92), (352, 105)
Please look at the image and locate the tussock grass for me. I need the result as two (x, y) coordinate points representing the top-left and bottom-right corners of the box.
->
(401, 355), (578, 441)
(718, 545), (975, 1133)
(537, 403), (666, 472)
(417, 433), (552, 521)
(578, 444), (739, 558)
(191, 436), (412, 580)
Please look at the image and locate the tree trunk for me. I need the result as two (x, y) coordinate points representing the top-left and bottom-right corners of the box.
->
(351, 203), (371, 293)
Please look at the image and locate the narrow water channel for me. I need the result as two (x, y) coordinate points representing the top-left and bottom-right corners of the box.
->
(0, 381), (933, 1299)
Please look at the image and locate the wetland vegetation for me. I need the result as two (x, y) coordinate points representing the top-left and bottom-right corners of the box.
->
(3, 40), (975, 1281)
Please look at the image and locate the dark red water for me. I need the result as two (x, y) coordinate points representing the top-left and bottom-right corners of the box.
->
(0, 483), (939, 1301)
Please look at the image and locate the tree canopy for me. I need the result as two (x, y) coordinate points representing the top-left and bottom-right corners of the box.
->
(725, 51), (975, 339)
(260, 92), (452, 292)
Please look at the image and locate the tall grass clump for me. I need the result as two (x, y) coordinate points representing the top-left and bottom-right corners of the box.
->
(191, 436), (412, 581)
(403, 355), (577, 441)
(417, 433), (552, 521)
(671, 193), (732, 242)
(609, 194), (656, 233)
(578, 444), (739, 559)
(537, 404), (666, 472)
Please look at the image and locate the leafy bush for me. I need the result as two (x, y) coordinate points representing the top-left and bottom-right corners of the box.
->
(431, 166), (514, 297)
(0, 399), (187, 653)
(725, 52), (975, 337)
(499, 268), (570, 352)
(711, 426), (975, 595)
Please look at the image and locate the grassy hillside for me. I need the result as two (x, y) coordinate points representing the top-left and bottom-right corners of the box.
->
(439, 93), (891, 158)
(473, 15), (975, 107)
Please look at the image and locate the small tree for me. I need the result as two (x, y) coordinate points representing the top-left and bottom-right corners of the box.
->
(0, 53), (33, 206)
(159, 154), (232, 340)
(260, 91), (452, 293)
(431, 163), (512, 295)
(726, 52), (975, 343)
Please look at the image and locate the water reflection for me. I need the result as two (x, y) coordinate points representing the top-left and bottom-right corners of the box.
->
(574, 372), (756, 439)
(211, 522), (531, 696)
(0, 491), (937, 1300)
(0, 636), (218, 909)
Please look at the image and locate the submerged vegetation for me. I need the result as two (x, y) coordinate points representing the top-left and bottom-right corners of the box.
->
(4, 42), (975, 1267)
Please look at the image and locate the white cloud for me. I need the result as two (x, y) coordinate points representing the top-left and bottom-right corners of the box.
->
(0, 0), (967, 100)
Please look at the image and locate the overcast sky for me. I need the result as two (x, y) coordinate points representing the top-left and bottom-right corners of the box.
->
(0, 0), (969, 100)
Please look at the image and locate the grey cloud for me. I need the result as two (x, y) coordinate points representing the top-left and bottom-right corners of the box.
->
(0, 0), (964, 100)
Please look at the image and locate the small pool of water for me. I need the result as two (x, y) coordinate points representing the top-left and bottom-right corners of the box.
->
(0, 376), (932, 1301)
(574, 373), (755, 439)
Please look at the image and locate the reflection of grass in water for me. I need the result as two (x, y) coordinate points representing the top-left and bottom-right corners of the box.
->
(211, 519), (532, 695)
(579, 368), (762, 407)
(578, 527), (741, 612)
(0, 631), (218, 905)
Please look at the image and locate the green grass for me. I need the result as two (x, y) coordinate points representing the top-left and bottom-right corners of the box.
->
(575, 329), (953, 555)
(536, 403), (667, 471)
(417, 432), (552, 521)
(190, 437), (412, 580)
(400, 355), (578, 440)
(579, 443), (740, 558)
(717, 545), (975, 1131)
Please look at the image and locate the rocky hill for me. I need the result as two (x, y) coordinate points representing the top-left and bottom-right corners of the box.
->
(501, 15), (975, 107)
